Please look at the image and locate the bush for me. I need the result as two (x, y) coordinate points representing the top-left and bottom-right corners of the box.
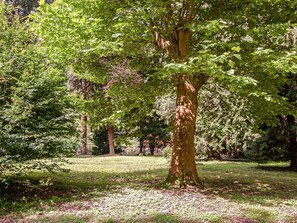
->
(92, 128), (109, 155)
(121, 147), (140, 156)
(163, 146), (172, 160)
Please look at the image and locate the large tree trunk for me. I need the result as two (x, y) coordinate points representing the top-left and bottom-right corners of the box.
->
(81, 114), (87, 155)
(107, 125), (115, 155)
(154, 26), (206, 185)
(167, 74), (204, 186)
(154, 28), (206, 186)
(287, 115), (297, 170)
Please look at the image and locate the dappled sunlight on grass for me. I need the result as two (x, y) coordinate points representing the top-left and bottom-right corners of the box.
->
(1, 157), (297, 222)
(197, 162), (297, 204)
(65, 156), (169, 174)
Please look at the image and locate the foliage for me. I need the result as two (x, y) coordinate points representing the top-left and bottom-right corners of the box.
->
(92, 127), (109, 155)
(162, 146), (172, 161)
(244, 73), (297, 164)
(34, 0), (297, 130)
(244, 116), (295, 163)
(0, 3), (77, 175)
(139, 114), (170, 145)
(195, 80), (254, 159)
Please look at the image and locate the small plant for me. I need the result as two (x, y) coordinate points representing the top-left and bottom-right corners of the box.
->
(121, 147), (140, 156)
(163, 146), (172, 160)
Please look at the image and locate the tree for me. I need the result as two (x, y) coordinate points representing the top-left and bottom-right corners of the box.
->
(67, 72), (104, 155)
(0, 3), (77, 175)
(84, 59), (163, 155)
(92, 127), (109, 155)
(195, 80), (254, 160)
(137, 113), (170, 155)
(34, 0), (297, 186)
(244, 75), (297, 169)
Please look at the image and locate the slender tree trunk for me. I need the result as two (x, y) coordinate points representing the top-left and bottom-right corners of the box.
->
(167, 74), (204, 186)
(81, 114), (87, 155)
(287, 115), (297, 170)
(107, 125), (115, 155)
(139, 121), (144, 154)
(139, 137), (144, 154)
(149, 139), (155, 156)
(290, 155), (297, 170)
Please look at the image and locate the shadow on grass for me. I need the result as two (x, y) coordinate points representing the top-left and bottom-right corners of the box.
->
(0, 168), (169, 215)
(255, 165), (297, 172)
(1, 162), (297, 216)
(197, 164), (297, 205)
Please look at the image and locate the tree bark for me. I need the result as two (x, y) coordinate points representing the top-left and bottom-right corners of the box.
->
(81, 114), (87, 155)
(290, 155), (297, 170)
(139, 137), (144, 154)
(166, 73), (204, 186)
(107, 125), (115, 156)
(154, 28), (206, 186)
(154, 25), (207, 185)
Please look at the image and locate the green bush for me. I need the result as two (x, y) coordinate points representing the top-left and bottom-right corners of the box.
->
(92, 128), (109, 155)
(163, 146), (172, 160)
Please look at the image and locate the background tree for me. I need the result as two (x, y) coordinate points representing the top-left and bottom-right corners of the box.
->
(196, 80), (253, 160)
(137, 113), (170, 155)
(84, 58), (165, 155)
(245, 74), (297, 169)
(0, 3), (77, 175)
(66, 72), (104, 155)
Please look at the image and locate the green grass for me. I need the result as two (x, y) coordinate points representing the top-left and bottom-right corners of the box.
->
(1, 156), (297, 223)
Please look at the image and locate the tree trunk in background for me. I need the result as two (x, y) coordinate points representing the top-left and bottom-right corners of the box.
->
(80, 79), (88, 155)
(139, 121), (144, 154)
(108, 125), (115, 155)
(139, 137), (144, 154)
(149, 139), (155, 156)
(81, 114), (87, 155)
(287, 115), (297, 170)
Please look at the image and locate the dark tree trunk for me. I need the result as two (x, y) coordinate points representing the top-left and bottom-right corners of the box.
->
(149, 140), (155, 156)
(81, 114), (87, 155)
(287, 115), (297, 170)
(139, 137), (144, 154)
(139, 121), (144, 154)
(107, 125), (115, 155)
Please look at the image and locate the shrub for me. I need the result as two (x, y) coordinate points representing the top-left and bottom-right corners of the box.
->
(163, 146), (172, 160)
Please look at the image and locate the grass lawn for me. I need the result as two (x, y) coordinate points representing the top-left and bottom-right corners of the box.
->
(1, 156), (297, 223)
